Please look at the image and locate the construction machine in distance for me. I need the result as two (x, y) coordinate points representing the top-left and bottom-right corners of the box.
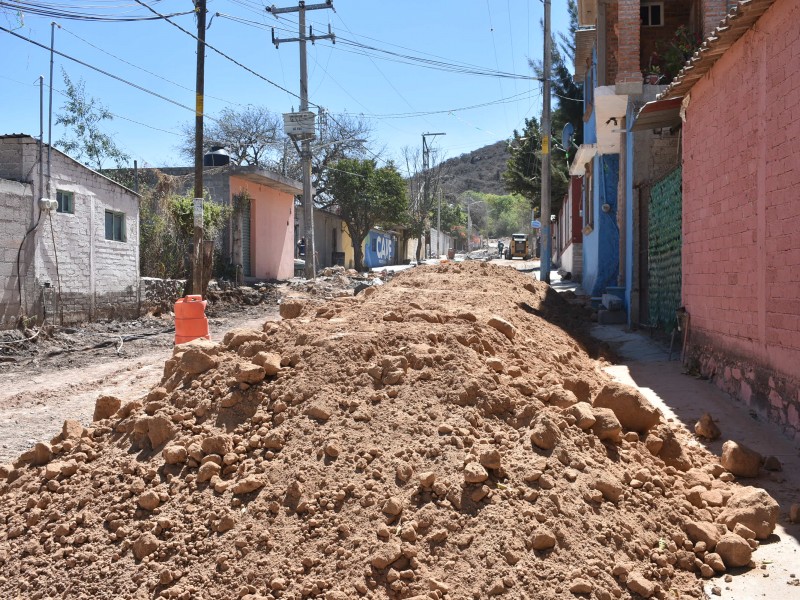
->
(504, 233), (531, 260)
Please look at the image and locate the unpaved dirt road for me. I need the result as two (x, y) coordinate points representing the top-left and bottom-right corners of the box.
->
(0, 306), (278, 462)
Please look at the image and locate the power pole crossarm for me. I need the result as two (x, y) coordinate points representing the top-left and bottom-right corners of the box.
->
(269, 0), (334, 280)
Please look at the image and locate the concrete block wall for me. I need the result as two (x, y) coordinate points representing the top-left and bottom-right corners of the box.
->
(0, 136), (140, 328)
(0, 179), (37, 328)
(682, 0), (800, 441)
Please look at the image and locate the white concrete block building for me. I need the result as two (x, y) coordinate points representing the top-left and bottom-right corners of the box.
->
(0, 134), (140, 329)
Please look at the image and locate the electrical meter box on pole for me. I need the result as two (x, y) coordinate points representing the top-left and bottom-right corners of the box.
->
(283, 111), (316, 140)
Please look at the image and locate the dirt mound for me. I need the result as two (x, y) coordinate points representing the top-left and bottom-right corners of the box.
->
(0, 263), (778, 599)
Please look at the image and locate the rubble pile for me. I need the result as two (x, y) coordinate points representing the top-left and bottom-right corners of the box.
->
(0, 262), (780, 600)
(286, 265), (392, 300)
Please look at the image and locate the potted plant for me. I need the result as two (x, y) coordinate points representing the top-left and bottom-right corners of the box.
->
(659, 25), (702, 81)
(643, 65), (662, 85)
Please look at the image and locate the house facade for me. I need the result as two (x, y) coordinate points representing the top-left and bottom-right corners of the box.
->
(573, 0), (722, 327)
(652, 0), (800, 441)
(158, 166), (301, 281)
(0, 134), (139, 330)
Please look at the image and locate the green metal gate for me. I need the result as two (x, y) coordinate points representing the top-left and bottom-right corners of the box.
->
(648, 167), (682, 332)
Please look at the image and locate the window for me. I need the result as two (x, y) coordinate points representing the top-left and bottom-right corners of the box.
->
(56, 190), (74, 214)
(640, 3), (663, 27)
(104, 210), (126, 242)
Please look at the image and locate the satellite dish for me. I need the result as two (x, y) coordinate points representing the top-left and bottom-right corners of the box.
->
(561, 123), (575, 152)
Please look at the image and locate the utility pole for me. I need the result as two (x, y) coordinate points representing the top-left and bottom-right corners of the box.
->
(422, 132), (445, 258)
(192, 0), (207, 296)
(540, 0), (552, 284)
(269, 1), (335, 279)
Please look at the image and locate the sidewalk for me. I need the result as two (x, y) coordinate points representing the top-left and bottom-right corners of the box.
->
(591, 324), (800, 599)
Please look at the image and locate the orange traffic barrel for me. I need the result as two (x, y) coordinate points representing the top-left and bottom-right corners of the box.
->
(174, 295), (210, 345)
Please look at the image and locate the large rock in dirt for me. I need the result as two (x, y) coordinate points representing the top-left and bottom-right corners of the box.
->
(179, 347), (219, 375)
(279, 299), (305, 319)
(590, 408), (622, 442)
(626, 572), (655, 598)
(530, 414), (561, 450)
(531, 529), (556, 550)
(146, 416), (176, 449)
(594, 473), (624, 503)
(566, 402), (596, 430)
(547, 387), (578, 409)
(654, 426), (692, 471)
(93, 395), (122, 421)
(593, 382), (661, 433)
(236, 363), (266, 384)
(563, 377), (593, 402)
(684, 521), (721, 550)
(715, 533), (752, 568)
(132, 533), (159, 561)
(62, 419), (84, 440)
(487, 316), (516, 340)
(223, 328), (266, 349)
(720, 440), (761, 478)
(718, 486), (779, 540)
(201, 435), (233, 456)
(253, 352), (282, 377)
(694, 413), (721, 440)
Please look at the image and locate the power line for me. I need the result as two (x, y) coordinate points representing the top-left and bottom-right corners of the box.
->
(0, 24), (210, 118)
(131, 0), (307, 106)
(58, 24), (248, 109)
(0, 1), (193, 22)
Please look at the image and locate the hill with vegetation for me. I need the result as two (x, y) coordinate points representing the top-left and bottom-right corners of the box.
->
(439, 140), (510, 196)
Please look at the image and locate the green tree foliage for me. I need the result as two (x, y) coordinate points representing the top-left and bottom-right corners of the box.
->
(328, 159), (407, 272)
(168, 193), (230, 243)
(54, 69), (129, 170)
(508, 0), (583, 215)
(485, 193), (531, 237)
(503, 117), (543, 209)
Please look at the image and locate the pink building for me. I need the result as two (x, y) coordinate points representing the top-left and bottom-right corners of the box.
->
(658, 0), (800, 441)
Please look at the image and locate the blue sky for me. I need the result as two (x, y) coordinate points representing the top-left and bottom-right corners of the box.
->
(1, 1), (570, 173)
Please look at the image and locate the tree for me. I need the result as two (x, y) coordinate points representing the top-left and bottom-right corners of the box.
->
(401, 144), (447, 262)
(503, 116), (543, 211)
(328, 158), (407, 272)
(525, 0), (584, 211)
(178, 107), (373, 206)
(179, 105), (283, 168)
(54, 70), (129, 170)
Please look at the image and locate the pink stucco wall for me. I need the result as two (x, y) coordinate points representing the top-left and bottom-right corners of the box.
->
(230, 175), (295, 280)
(682, 0), (800, 440)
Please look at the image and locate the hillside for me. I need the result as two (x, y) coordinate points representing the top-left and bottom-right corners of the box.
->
(440, 140), (510, 196)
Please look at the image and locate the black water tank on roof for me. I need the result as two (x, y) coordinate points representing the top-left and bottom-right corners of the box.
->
(203, 145), (230, 167)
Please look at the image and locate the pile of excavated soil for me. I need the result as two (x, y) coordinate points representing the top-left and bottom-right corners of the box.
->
(0, 263), (780, 600)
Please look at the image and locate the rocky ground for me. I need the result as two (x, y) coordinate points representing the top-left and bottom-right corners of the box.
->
(0, 263), (783, 599)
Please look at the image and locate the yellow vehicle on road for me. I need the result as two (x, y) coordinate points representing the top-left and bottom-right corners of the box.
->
(504, 233), (531, 260)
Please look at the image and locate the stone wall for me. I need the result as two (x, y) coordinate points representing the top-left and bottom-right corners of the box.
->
(140, 277), (184, 314)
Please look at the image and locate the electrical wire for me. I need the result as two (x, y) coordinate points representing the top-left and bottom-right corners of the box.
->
(0, 1), (193, 22)
(0, 25), (211, 120)
(59, 24), (248, 109)
(131, 0), (307, 106)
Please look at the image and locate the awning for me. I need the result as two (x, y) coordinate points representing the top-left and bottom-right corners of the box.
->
(569, 144), (597, 176)
(631, 97), (683, 132)
(574, 28), (596, 83)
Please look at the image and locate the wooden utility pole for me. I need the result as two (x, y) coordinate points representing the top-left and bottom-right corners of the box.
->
(540, 0), (552, 283)
(422, 132), (445, 257)
(269, 1), (335, 280)
(192, 0), (206, 295)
